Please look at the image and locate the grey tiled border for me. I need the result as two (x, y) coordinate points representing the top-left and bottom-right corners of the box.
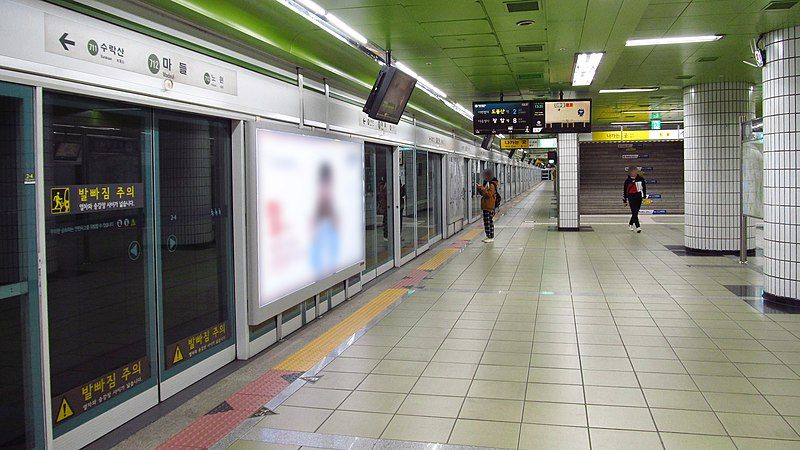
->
(240, 427), (504, 450)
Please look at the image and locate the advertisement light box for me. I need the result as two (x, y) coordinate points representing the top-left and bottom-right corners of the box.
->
(254, 129), (365, 311)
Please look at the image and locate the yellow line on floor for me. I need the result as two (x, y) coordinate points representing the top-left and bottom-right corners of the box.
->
(417, 248), (459, 271)
(274, 288), (408, 372)
(461, 228), (483, 240)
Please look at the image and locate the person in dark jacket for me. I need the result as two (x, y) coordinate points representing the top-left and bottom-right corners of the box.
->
(476, 168), (499, 243)
(623, 167), (647, 233)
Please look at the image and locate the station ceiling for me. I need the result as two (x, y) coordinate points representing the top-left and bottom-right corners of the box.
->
(99, 0), (800, 131)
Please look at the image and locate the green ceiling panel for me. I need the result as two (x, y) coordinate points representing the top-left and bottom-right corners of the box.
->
(421, 19), (494, 36)
(454, 55), (509, 67)
(323, 5), (412, 25)
(444, 46), (504, 58)
(434, 34), (498, 48)
(86, 0), (800, 126)
(406, 1), (486, 22)
(641, 2), (690, 18)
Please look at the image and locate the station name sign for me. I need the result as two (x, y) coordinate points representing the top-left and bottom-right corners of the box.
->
(44, 14), (238, 95)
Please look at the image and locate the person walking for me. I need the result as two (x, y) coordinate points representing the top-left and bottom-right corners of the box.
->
(623, 167), (647, 233)
(477, 168), (499, 243)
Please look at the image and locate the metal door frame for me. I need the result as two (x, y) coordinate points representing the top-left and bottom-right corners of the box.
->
(0, 69), (247, 449)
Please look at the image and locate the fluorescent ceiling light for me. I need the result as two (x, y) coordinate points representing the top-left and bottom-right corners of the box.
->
(611, 121), (648, 125)
(325, 13), (368, 45)
(295, 0), (326, 16)
(395, 62), (447, 98)
(572, 52), (604, 86)
(452, 102), (473, 120)
(417, 77), (447, 98)
(395, 62), (418, 79)
(599, 87), (659, 93)
(278, 0), (466, 122)
(626, 35), (723, 46)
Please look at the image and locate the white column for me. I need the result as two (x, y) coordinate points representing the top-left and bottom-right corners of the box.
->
(683, 82), (755, 254)
(763, 27), (800, 304)
(557, 134), (579, 230)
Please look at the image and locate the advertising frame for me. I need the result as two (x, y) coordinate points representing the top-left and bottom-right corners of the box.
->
(245, 121), (366, 326)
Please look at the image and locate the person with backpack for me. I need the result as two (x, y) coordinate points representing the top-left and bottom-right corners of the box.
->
(623, 167), (647, 233)
(476, 168), (500, 243)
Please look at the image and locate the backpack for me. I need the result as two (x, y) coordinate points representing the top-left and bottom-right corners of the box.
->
(493, 181), (502, 208)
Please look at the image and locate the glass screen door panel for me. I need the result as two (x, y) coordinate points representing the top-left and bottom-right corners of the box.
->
(363, 145), (377, 274)
(428, 153), (442, 239)
(415, 150), (428, 247)
(399, 147), (415, 258)
(471, 160), (481, 219)
(44, 92), (154, 434)
(156, 111), (233, 377)
(374, 145), (393, 268)
(0, 82), (43, 449)
(463, 159), (469, 223)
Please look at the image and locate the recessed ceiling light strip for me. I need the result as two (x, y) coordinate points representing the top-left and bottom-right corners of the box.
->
(626, 35), (723, 46)
(276, 0), (470, 120)
(599, 87), (660, 93)
(572, 52), (604, 86)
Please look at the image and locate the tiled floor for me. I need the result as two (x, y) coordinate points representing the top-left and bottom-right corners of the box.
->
(221, 185), (800, 449)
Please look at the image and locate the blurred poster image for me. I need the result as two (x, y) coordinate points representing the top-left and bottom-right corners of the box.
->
(256, 129), (364, 308)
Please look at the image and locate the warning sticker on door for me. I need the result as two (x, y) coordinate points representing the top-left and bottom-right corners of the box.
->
(165, 321), (229, 370)
(52, 357), (150, 426)
(48, 183), (143, 215)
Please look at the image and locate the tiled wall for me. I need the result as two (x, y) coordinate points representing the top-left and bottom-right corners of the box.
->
(683, 82), (755, 253)
(763, 27), (800, 302)
(558, 134), (579, 230)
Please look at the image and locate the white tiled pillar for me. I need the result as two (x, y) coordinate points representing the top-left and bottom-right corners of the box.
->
(763, 27), (800, 304)
(557, 134), (579, 230)
(683, 82), (755, 254)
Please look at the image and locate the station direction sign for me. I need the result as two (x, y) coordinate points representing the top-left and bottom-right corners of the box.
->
(500, 138), (558, 150)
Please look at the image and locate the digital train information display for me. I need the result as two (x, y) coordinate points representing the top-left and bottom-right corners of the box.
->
(543, 100), (592, 133)
(473, 101), (545, 135)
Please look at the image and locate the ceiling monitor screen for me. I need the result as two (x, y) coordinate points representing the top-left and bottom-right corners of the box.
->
(473, 101), (545, 135)
(363, 65), (417, 124)
(543, 100), (592, 133)
(254, 129), (365, 309)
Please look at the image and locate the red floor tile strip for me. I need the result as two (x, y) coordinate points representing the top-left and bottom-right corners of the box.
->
(156, 370), (299, 449)
(155, 220), (489, 448)
(393, 269), (429, 287)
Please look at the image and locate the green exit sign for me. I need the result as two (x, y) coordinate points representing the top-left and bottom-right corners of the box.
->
(650, 112), (662, 120)
(650, 119), (662, 130)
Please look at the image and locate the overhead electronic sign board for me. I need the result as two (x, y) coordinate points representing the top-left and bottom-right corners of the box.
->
(543, 100), (592, 133)
(473, 101), (545, 135)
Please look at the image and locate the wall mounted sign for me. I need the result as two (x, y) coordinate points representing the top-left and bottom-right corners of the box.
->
(591, 129), (683, 142)
(44, 14), (238, 95)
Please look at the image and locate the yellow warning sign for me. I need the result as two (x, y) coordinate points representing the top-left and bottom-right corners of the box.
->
(56, 398), (73, 423)
(172, 346), (184, 364)
(50, 187), (70, 214)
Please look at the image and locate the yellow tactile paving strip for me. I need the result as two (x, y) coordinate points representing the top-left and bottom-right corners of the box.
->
(417, 248), (459, 271)
(274, 221), (489, 372)
(461, 227), (483, 240)
(274, 288), (408, 372)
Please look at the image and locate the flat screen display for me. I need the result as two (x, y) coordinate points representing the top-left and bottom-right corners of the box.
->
(543, 100), (592, 133)
(473, 101), (545, 135)
(255, 129), (365, 308)
(363, 66), (417, 124)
